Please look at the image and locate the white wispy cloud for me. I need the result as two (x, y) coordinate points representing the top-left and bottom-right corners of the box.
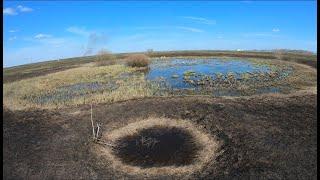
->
(272, 28), (280, 32)
(66, 26), (91, 36)
(124, 34), (147, 41)
(243, 32), (280, 38)
(40, 37), (66, 45)
(241, 1), (253, 4)
(4, 5), (33, 16)
(3, 8), (17, 15)
(9, 36), (17, 41)
(135, 26), (204, 33)
(217, 35), (223, 39)
(25, 35), (67, 47)
(181, 16), (216, 25)
(176, 26), (204, 33)
(34, 34), (52, 39)
(134, 26), (167, 30)
(17, 5), (33, 12)
(9, 29), (19, 33)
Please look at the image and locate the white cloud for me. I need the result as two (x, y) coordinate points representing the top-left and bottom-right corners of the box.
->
(34, 34), (52, 39)
(243, 32), (280, 38)
(3, 8), (17, 15)
(176, 26), (204, 33)
(217, 35), (223, 39)
(24, 35), (68, 47)
(134, 26), (204, 33)
(4, 5), (33, 16)
(124, 34), (147, 41)
(66, 26), (91, 36)
(181, 16), (216, 25)
(9, 36), (17, 41)
(134, 26), (167, 30)
(17, 5), (33, 12)
(272, 28), (280, 32)
(42, 38), (66, 45)
(9, 29), (18, 33)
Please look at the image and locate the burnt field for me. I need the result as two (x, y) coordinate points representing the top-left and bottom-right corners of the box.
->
(3, 91), (317, 179)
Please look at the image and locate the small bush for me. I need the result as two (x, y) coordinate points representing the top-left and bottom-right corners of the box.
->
(274, 50), (284, 60)
(95, 49), (116, 66)
(147, 49), (154, 54)
(126, 54), (150, 67)
(95, 60), (116, 66)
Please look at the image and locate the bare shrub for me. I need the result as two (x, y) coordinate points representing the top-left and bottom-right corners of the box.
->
(95, 49), (116, 66)
(147, 49), (154, 54)
(126, 54), (150, 67)
(274, 49), (284, 60)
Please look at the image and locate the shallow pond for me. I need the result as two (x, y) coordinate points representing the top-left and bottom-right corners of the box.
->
(146, 58), (293, 96)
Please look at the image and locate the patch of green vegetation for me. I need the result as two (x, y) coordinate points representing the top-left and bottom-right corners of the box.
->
(177, 59), (316, 96)
(215, 73), (224, 79)
(183, 70), (196, 77)
(241, 73), (250, 80)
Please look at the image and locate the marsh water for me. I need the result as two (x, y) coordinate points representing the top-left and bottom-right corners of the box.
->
(146, 58), (271, 89)
(31, 58), (293, 105)
(146, 58), (291, 96)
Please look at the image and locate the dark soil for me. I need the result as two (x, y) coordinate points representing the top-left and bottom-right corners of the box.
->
(3, 91), (317, 179)
(114, 126), (200, 168)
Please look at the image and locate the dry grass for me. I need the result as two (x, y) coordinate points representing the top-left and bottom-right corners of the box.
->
(126, 54), (150, 67)
(4, 50), (316, 84)
(95, 49), (116, 66)
(95, 60), (116, 67)
(241, 58), (317, 91)
(95, 117), (221, 177)
(3, 57), (316, 111)
(281, 61), (317, 88)
(3, 64), (160, 110)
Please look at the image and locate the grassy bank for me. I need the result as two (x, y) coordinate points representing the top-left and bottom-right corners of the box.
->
(3, 50), (316, 83)
(3, 64), (162, 110)
(3, 57), (316, 110)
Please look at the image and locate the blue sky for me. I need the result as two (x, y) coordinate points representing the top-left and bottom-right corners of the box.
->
(3, 1), (317, 67)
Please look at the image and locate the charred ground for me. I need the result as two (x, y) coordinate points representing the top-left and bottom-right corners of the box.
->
(3, 91), (317, 179)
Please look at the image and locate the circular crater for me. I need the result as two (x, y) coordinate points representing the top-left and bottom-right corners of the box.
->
(96, 117), (221, 176)
(114, 126), (201, 168)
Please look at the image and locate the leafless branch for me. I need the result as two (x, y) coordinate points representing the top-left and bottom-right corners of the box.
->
(90, 103), (96, 140)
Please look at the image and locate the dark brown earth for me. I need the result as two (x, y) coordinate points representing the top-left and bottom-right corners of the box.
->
(114, 126), (200, 168)
(3, 91), (317, 179)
